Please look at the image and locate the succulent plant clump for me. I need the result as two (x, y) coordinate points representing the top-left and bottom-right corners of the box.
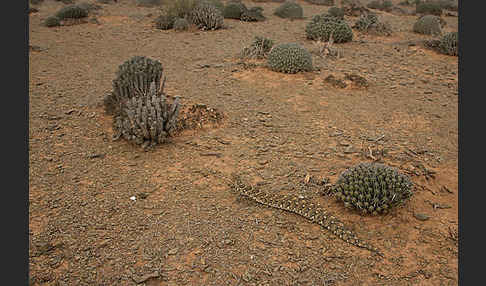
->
(76, 2), (103, 12)
(155, 13), (177, 30)
(104, 56), (164, 115)
(305, 14), (353, 43)
(436, 0), (458, 11)
(173, 17), (190, 31)
(112, 81), (181, 149)
(416, 1), (443, 16)
(303, 0), (334, 5)
(223, 1), (247, 19)
(240, 6), (266, 22)
(332, 162), (413, 215)
(166, 0), (198, 18)
(44, 16), (61, 27)
(274, 1), (304, 19)
(437, 31), (458, 56)
(353, 13), (392, 36)
(190, 1), (224, 30)
(327, 7), (345, 19)
(135, 0), (162, 6)
(367, 0), (393, 12)
(267, 43), (313, 74)
(55, 5), (89, 20)
(241, 36), (274, 59)
(413, 14), (442, 35)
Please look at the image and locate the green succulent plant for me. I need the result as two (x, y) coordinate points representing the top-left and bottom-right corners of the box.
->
(413, 14), (442, 35)
(274, 1), (304, 19)
(173, 17), (190, 31)
(437, 31), (458, 56)
(241, 36), (274, 59)
(367, 0), (393, 12)
(112, 83), (180, 149)
(104, 56), (164, 115)
(304, 0), (334, 5)
(353, 13), (392, 36)
(416, 1), (442, 16)
(267, 43), (313, 74)
(332, 162), (413, 215)
(44, 16), (61, 27)
(155, 13), (177, 30)
(327, 7), (345, 19)
(305, 14), (353, 43)
(190, 1), (224, 30)
(223, 1), (247, 19)
(241, 6), (266, 22)
(55, 5), (89, 20)
(135, 0), (162, 6)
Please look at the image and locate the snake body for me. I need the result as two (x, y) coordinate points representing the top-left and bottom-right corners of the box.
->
(231, 175), (383, 256)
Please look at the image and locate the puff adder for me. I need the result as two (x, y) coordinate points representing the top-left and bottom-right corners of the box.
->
(230, 175), (383, 256)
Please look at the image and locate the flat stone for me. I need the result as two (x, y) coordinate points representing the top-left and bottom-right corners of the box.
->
(414, 213), (430, 221)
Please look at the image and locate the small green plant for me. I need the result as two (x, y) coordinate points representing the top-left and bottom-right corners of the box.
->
(241, 36), (274, 59)
(112, 83), (181, 149)
(166, 0), (198, 19)
(332, 162), (413, 215)
(240, 6), (266, 22)
(77, 2), (102, 12)
(305, 14), (353, 43)
(104, 56), (164, 115)
(436, 0), (458, 11)
(274, 1), (304, 19)
(327, 7), (344, 19)
(413, 14), (442, 35)
(55, 5), (89, 20)
(436, 31), (457, 56)
(44, 16), (61, 27)
(173, 17), (190, 31)
(135, 0), (162, 6)
(190, 1), (224, 30)
(267, 43), (313, 74)
(367, 0), (394, 12)
(416, 1), (443, 16)
(353, 13), (392, 36)
(303, 0), (334, 5)
(155, 13), (177, 30)
(223, 1), (247, 19)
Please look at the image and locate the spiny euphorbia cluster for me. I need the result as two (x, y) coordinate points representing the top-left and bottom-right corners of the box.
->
(112, 82), (180, 149)
(413, 15), (442, 35)
(105, 56), (180, 149)
(241, 36), (274, 59)
(104, 56), (164, 115)
(332, 162), (413, 215)
(190, 1), (224, 30)
(305, 14), (353, 43)
(353, 13), (392, 36)
(267, 43), (313, 74)
(437, 31), (458, 56)
(274, 1), (304, 19)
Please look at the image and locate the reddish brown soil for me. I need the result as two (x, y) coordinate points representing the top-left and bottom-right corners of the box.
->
(29, 0), (458, 285)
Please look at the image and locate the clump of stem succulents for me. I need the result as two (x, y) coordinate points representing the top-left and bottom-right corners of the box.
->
(413, 14), (442, 35)
(241, 36), (274, 59)
(105, 56), (181, 149)
(274, 1), (304, 19)
(267, 43), (313, 74)
(305, 14), (353, 43)
(332, 162), (413, 215)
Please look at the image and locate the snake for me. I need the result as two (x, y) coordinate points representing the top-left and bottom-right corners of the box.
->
(230, 175), (383, 256)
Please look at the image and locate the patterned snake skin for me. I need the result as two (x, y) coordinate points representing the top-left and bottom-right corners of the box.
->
(231, 175), (383, 256)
